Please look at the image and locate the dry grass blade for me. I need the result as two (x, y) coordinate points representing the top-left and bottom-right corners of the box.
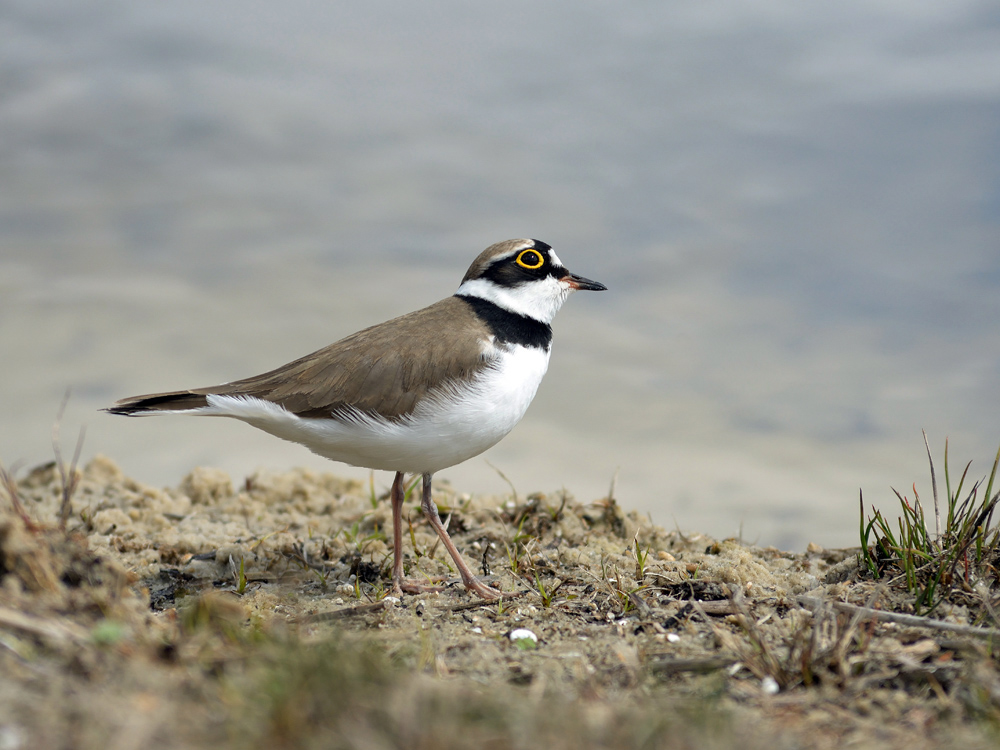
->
(726, 586), (789, 686)
(0, 461), (36, 530)
(485, 459), (519, 504)
(51, 390), (86, 529)
(694, 586), (893, 692)
(689, 589), (789, 687)
(923, 429), (941, 540)
(829, 587), (883, 679)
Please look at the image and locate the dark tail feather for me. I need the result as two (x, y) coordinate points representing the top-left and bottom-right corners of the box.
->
(104, 391), (211, 415)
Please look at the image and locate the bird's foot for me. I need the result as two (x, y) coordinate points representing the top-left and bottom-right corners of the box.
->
(391, 576), (446, 596)
(460, 574), (504, 600)
(391, 574), (504, 600)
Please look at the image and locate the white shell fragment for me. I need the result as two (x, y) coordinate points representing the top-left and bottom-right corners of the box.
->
(508, 628), (538, 644)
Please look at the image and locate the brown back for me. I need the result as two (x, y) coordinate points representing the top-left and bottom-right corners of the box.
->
(190, 296), (492, 419)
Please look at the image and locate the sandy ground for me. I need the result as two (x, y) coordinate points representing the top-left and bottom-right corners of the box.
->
(2, 456), (999, 749)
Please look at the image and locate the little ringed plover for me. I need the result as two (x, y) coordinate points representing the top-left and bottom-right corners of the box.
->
(106, 238), (606, 599)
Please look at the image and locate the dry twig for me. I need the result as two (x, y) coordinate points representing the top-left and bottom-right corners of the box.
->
(796, 595), (1000, 639)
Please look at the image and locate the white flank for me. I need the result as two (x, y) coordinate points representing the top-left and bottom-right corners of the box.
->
(189, 344), (551, 474)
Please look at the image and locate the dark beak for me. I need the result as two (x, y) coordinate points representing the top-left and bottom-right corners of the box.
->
(563, 272), (608, 292)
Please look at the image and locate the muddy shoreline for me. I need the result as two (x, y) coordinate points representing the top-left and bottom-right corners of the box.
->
(2, 456), (999, 749)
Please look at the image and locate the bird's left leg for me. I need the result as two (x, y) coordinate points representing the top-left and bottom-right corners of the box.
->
(419, 473), (503, 600)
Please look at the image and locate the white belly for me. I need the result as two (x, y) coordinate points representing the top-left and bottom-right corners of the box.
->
(203, 345), (550, 474)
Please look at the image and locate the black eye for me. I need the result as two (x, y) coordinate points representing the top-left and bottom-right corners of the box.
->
(515, 249), (544, 270)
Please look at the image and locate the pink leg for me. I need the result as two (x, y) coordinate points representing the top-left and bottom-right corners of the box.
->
(390, 472), (406, 588)
(419, 473), (503, 600)
(389, 472), (444, 596)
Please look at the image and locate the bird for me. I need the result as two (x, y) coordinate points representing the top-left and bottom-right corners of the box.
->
(106, 238), (606, 599)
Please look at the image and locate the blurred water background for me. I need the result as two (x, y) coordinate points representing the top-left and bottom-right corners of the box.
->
(2, 1), (999, 549)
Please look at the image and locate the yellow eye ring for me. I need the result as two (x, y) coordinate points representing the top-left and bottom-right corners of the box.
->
(515, 249), (544, 270)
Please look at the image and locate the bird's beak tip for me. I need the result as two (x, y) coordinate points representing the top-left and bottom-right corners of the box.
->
(564, 273), (608, 292)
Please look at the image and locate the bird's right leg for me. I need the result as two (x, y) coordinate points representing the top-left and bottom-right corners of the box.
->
(389, 471), (444, 595)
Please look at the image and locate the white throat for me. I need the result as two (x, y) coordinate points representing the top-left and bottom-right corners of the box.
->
(455, 276), (574, 324)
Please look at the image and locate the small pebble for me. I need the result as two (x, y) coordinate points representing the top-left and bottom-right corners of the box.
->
(509, 628), (538, 644)
(761, 676), (780, 695)
(658, 551), (676, 561)
(666, 633), (680, 643)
